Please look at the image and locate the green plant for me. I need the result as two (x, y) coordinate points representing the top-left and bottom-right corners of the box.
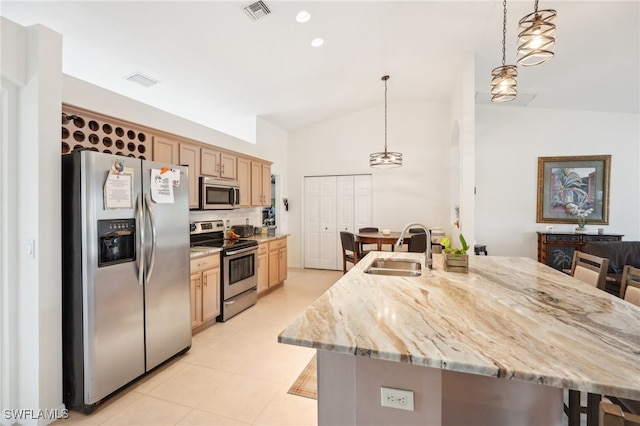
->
(440, 234), (470, 254)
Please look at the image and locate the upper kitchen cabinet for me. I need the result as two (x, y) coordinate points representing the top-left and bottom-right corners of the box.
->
(200, 148), (220, 177)
(251, 161), (272, 207)
(179, 143), (200, 209)
(201, 148), (237, 180)
(61, 104), (150, 159)
(236, 157), (251, 208)
(220, 153), (237, 179)
(152, 137), (179, 165)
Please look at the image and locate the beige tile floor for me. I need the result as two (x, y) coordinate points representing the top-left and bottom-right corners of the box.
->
(55, 268), (342, 426)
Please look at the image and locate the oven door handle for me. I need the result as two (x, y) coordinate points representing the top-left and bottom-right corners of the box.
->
(225, 246), (257, 256)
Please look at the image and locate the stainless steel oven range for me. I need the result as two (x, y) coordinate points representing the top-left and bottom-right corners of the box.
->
(190, 220), (258, 321)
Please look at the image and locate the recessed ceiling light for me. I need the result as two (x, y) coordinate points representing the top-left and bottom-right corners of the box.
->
(310, 38), (324, 47)
(296, 11), (311, 23)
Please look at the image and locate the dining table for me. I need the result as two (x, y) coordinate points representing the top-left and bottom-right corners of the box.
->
(355, 230), (410, 251)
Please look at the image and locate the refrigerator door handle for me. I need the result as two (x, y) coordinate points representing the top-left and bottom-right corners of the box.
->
(144, 193), (157, 283)
(137, 192), (145, 286)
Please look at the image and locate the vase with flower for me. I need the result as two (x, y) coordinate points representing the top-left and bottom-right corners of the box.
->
(565, 202), (593, 234)
(576, 217), (587, 233)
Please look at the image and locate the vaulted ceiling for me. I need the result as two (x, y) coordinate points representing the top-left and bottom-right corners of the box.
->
(2, 1), (638, 142)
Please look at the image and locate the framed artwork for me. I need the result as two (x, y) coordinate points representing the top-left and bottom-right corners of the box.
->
(536, 155), (611, 224)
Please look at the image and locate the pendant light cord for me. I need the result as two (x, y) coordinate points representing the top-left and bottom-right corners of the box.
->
(382, 75), (390, 155)
(501, 0), (507, 67)
(384, 77), (388, 154)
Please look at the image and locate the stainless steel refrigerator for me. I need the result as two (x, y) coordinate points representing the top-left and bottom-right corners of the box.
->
(62, 150), (191, 413)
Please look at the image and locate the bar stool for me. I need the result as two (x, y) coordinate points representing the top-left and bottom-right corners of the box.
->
(474, 245), (487, 256)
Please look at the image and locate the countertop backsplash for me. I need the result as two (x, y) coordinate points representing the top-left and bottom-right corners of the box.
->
(189, 207), (263, 232)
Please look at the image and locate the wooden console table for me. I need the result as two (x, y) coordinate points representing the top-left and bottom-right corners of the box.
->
(537, 232), (624, 272)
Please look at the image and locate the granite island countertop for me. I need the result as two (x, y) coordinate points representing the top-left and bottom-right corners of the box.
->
(278, 252), (640, 399)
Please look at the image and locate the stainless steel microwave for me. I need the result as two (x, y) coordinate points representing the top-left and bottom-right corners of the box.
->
(198, 177), (240, 210)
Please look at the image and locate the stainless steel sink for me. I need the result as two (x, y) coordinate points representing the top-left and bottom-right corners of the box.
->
(370, 259), (422, 271)
(365, 259), (422, 277)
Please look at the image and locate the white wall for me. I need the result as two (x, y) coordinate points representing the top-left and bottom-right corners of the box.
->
(288, 100), (450, 268)
(475, 105), (640, 258)
(1, 17), (64, 425)
(448, 53), (476, 248)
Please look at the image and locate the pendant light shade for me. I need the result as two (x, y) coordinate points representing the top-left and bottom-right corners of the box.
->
(370, 75), (402, 168)
(491, 65), (518, 102)
(517, 0), (556, 66)
(491, 0), (518, 103)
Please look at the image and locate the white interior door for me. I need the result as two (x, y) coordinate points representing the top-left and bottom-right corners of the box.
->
(336, 176), (355, 261)
(319, 177), (337, 270)
(303, 178), (321, 269)
(303, 175), (371, 271)
(354, 175), (372, 231)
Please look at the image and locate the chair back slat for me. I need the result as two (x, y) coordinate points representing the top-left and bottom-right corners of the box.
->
(340, 231), (360, 274)
(408, 233), (427, 253)
(358, 227), (378, 233)
(571, 251), (609, 290)
(620, 265), (640, 307)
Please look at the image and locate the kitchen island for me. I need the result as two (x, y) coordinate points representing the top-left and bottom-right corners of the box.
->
(278, 252), (640, 425)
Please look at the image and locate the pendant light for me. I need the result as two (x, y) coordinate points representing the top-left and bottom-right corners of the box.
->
(517, 0), (556, 66)
(491, 0), (518, 103)
(370, 75), (402, 168)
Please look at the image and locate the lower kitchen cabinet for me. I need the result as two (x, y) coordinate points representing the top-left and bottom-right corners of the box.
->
(268, 237), (288, 288)
(257, 242), (269, 295)
(190, 254), (220, 332)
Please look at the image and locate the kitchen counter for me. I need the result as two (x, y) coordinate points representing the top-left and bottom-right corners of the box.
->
(189, 234), (288, 258)
(189, 247), (222, 258)
(250, 233), (288, 243)
(278, 252), (640, 425)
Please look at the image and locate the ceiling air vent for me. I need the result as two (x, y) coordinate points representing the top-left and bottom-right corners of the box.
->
(244, 1), (271, 20)
(124, 72), (159, 88)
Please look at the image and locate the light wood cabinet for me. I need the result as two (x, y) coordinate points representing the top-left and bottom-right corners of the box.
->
(179, 143), (200, 209)
(201, 148), (220, 177)
(190, 254), (220, 331)
(62, 105), (272, 209)
(237, 156), (251, 208)
(220, 153), (237, 179)
(153, 137), (179, 164)
(257, 242), (270, 295)
(268, 237), (288, 287)
(201, 148), (236, 180)
(251, 161), (272, 207)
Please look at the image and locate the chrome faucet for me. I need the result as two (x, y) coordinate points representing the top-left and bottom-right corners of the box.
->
(396, 222), (432, 269)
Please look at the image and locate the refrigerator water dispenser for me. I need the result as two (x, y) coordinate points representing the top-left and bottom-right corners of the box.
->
(98, 218), (136, 267)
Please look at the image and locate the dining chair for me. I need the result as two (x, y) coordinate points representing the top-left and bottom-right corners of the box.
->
(570, 251), (610, 291)
(565, 250), (610, 425)
(600, 399), (640, 426)
(408, 231), (427, 253)
(340, 231), (365, 274)
(620, 265), (640, 306)
(358, 227), (382, 252)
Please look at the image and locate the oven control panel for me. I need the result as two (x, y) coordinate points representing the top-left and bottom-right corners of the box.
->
(190, 220), (225, 235)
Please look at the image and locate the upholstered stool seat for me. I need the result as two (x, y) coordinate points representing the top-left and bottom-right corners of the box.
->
(474, 245), (487, 256)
